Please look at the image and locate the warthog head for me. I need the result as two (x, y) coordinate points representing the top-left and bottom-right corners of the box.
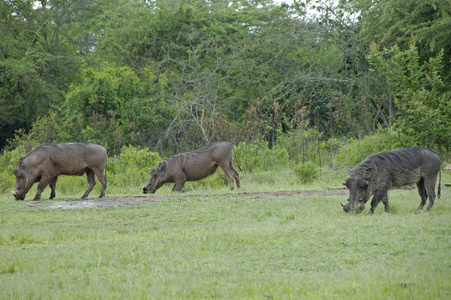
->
(12, 158), (33, 200)
(143, 161), (168, 194)
(341, 168), (373, 213)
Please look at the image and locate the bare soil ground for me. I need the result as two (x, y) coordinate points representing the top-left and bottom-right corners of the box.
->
(24, 188), (349, 210)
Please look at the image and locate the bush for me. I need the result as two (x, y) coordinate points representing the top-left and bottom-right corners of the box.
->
(275, 122), (324, 165)
(334, 129), (402, 167)
(368, 42), (451, 154)
(0, 145), (27, 193)
(235, 139), (289, 172)
(106, 145), (162, 191)
(116, 145), (161, 173)
(293, 161), (319, 184)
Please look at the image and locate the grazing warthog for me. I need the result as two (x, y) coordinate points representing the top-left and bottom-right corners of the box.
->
(12, 142), (107, 201)
(143, 142), (240, 194)
(342, 147), (441, 213)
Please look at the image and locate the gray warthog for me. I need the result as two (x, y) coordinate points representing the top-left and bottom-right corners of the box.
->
(12, 142), (107, 201)
(342, 147), (441, 213)
(143, 142), (240, 194)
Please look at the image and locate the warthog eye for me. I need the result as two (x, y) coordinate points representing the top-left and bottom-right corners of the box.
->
(358, 180), (368, 189)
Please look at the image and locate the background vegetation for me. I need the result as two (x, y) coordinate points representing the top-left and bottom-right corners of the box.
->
(1, 0), (450, 159)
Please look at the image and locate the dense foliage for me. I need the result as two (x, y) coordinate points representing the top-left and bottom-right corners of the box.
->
(1, 0), (450, 159)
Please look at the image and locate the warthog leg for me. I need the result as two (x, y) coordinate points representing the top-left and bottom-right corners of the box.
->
(416, 178), (428, 210)
(424, 176), (437, 211)
(219, 161), (240, 190)
(34, 175), (55, 201)
(92, 167), (107, 198)
(381, 192), (389, 212)
(81, 169), (96, 199)
(230, 161), (240, 188)
(370, 190), (389, 213)
(232, 167), (240, 188)
(172, 174), (187, 192)
(49, 177), (57, 199)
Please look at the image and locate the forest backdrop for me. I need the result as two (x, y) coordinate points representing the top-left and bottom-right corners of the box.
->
(1, 0), (450, 160)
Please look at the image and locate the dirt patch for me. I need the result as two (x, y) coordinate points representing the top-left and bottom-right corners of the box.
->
(24, 188), (349, 210)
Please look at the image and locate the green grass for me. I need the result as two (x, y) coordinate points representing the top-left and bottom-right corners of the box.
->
(1, 169), (451, 299)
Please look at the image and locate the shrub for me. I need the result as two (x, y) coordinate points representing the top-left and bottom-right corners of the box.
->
(368, 42), (451, 154)
(334, 129), (402, 167)
(116, 145), (161, 174)
(106, 145), (162, 190)
(0, 145), (27, 193)
(293, 161), (319, 184)
(275, 122), (324, 165)
(235, 139), (289, 172)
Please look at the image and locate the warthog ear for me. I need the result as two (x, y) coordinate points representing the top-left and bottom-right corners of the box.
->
(358, 179), (368, 189)
(157, 161), (167, 171)
(347, 167), (352, 175)
(17, 157), (24, 168)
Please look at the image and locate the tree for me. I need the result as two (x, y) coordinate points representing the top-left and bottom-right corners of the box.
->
(0, 0), (89, 149)
(59, 63), (163, 154)
(367, 41), (451, 153)
(353, 0), (451, 82)
(78, 0), (315, 151)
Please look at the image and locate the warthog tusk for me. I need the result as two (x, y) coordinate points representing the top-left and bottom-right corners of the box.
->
(340, 202), (344, 207)
(11, 190), (18, 197)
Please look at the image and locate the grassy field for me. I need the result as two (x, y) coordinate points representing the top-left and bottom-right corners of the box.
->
(1, 169), (450, 299)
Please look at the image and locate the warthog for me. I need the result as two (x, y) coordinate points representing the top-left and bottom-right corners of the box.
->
(342, 147), (441, 213)
(12, 142), (107, 201)
(143, 141), (240, 194)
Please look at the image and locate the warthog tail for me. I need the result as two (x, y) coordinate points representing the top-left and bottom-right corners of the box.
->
(232, 144), (242, 171)
(105, 161), (108, 188)
(438, 169), (441, 199)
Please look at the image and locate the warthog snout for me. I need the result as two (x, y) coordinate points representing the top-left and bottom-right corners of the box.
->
(11, 190), (21, 200)
(340, 199), (365, 213)
(340, 201), (351, 213)
(142, 186), (155, 194)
